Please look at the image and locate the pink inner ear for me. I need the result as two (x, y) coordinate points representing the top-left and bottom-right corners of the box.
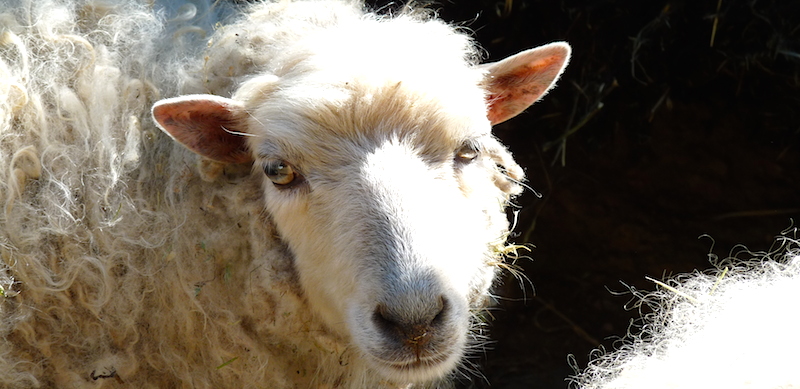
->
(152, 96), (253, 164)
(485, 43), (571, 125)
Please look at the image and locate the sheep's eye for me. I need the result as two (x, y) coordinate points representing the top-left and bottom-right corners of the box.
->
(455, 142), (479, 164)
(263, 160), (297, 186)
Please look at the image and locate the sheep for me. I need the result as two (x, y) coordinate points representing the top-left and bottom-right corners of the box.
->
(571, 233), (800, 389)
(0, 0), (570, 387)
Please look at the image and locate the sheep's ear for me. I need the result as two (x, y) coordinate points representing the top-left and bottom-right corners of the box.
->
(483, 42), (571, 125)
(152, 95), (253, 164)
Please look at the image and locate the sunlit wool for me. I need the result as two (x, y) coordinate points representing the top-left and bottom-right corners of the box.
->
(573, 235), (800, 389)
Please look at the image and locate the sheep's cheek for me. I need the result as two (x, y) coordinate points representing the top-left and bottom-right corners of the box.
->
(261, 191), (353, 330)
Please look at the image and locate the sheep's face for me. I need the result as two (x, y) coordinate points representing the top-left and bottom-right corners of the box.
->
(248, 83), (511, 383)
(152, 42), (570, 383)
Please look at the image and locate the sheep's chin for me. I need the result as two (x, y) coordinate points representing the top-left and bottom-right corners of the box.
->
(366, 346), (464, 383)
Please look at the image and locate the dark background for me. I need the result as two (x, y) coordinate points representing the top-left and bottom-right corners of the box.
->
(374, 1), (800, 387)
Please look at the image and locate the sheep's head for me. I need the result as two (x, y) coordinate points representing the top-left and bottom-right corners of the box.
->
(152, 42), (569, 383)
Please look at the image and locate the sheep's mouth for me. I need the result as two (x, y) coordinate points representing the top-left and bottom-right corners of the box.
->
(380, 355), (448, 370)
(369, 351), (456, 380)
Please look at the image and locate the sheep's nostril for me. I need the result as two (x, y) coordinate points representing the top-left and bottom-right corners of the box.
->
(431, 296), (447, 325)
(373, 303), (397, 335)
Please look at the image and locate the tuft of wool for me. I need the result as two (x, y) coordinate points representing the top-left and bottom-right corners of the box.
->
(572, 234), (800, 389)
(0, 2), (302, 387)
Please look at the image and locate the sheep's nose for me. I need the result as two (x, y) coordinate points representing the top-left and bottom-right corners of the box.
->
(373, 296), (448, 348)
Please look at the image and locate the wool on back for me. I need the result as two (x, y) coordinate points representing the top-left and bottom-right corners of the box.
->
(573, 237), (800, 389)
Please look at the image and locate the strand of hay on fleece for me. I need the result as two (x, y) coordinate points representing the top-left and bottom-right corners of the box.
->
(570, 232), (800, 389)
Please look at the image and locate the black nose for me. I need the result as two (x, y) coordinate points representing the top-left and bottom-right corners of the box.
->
(372, 295), (448, 348)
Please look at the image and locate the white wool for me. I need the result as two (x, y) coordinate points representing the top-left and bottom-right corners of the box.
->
(0, 0), (556, 388)
(573, 235), (800, 389)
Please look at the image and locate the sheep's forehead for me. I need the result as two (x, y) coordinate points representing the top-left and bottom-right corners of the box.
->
(247, 78), (491, 170)
(237, 10), (491, 170)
